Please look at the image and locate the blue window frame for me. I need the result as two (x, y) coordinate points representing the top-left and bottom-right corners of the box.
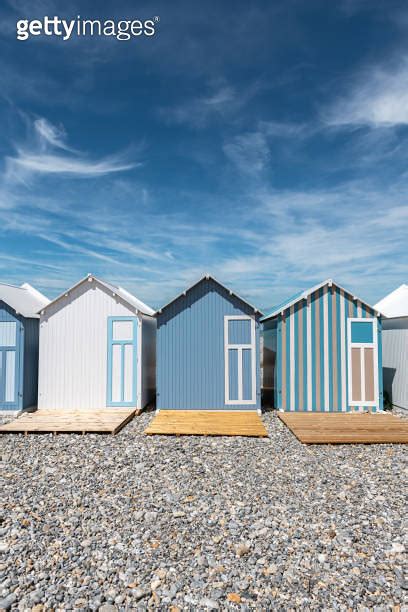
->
(0, 320), (22, 410)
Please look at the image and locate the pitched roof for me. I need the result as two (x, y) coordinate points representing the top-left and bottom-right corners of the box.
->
(261, 279), (380, 321)
(374, 284), (408, 318)
(0, 282), (49, 318)
(156, 274), (262, 315)
(40, 275), (155, 316)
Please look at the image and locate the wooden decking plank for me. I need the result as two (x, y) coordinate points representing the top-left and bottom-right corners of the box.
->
(278, 412), (408, 444)
(145, 411), (268, 437)
(0, 409), (136, 434)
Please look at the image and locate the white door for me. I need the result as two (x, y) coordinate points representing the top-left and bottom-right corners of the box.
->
(347, 318), (379, 408)
(224, 315), (256, 405)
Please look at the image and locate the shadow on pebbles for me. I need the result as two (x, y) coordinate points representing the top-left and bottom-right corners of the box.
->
(1, 411), (407, 610)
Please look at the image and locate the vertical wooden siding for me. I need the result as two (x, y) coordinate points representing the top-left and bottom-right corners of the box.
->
(156, 279), (261, 410)
(277, 286), (382, 412)
(38, 281), (148, 411)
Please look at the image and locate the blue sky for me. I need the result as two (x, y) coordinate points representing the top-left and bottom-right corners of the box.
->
(0, 0), (407, 310)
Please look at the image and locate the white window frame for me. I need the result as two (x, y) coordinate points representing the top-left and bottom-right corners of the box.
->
(347, 317), (379, 408)
(224, 315), (256, 405)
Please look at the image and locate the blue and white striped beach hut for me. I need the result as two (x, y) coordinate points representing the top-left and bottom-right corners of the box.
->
(262, 279), (383, 412)
(0, 282), (49, 413)
(156, 276), (262, 411)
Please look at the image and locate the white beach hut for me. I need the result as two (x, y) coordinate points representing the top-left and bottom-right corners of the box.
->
(38, 275), (155, 412)
(375, 284), (408, 411)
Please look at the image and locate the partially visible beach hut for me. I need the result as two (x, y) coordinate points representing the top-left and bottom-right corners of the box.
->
(0, 282), (49, 413)
(262, 279), (383, 412)
(38, 275), (155, 412)
(375, 284), (408, 411)
(156, 275), (262, 411)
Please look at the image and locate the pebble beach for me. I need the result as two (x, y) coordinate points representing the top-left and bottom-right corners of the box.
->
(1, 411), (407, 610)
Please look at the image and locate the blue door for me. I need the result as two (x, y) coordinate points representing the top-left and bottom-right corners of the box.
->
(107, 317), (137, 407)
(0, 320), (22, 410)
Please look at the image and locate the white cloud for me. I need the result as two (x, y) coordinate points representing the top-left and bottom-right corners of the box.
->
(7, 151), (136, 178)
(5, 117), (137, 181)
(34, 118), (73, 152)
(160, 80), (261, 129)
(325, 57), (408, 127)
(223, 131), (270, 175)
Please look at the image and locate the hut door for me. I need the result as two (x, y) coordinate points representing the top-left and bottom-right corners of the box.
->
(224, 316), (256, 405)
(107, 317), (138, 407)
(347, 318), (378, 409)
(0, 321), (20, 409)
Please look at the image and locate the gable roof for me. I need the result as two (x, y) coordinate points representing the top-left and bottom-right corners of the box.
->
(261, 279), (380, 322)
(39, 274), (155, 316)
(374, 284), (408, 319)
(0, 282), (49, 318)
(156, 274), (262, 315)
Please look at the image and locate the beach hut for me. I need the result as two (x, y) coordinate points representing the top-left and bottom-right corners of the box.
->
(0, 282), (49, 413)
(375, 284), (408, 411)
(156, 275), (262, 411)
(262, 279), (383, 412)
(38, 275), (155, 412)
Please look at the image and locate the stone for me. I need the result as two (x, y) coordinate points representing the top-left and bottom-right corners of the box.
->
(1, 410), (407, 609)
(235, 543), (250, 557)
(199, 598), (219, 610)
(227, 593), (241, 603)
(0, 593), (17, 611)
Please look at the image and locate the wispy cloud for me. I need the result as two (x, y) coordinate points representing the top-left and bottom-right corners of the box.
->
(5, 117), (138, 181)
(324, 57), (408, 127)
(34, 118), (74, 152)
(160, 80), (261, 129)
(223, 131), (270, 175)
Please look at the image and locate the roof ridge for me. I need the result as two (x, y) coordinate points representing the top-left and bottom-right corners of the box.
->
(262, 279), (379, 321)
(156, 274), (262, 315)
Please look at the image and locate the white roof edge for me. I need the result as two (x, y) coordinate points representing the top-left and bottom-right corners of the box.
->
(262, 279), (381, 321)
(374, 284), (408, 318)
(0, 281), (49, 318)
(38, 275), (155, 316)
(21, 282), (50, 306)
(155, 274), (263, 315)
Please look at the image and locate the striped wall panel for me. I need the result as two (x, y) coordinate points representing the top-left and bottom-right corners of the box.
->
(276, 285), (382, 412)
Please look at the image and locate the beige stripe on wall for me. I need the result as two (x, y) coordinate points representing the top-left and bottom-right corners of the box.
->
(332, 287), (338, 411)
(364, 348), (375, 402)
(290, 305), (295, 411)
(315, 291), (321, 411)
(323, 285), (329, 411)
(306, 295), (312, 411)
(298, 302), (303, 411)
(351, 347), (362, 401)
(281, 314), (286, 410)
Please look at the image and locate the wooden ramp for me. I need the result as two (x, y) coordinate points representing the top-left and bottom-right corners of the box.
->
(0, 409), (135, 435)
(145, 410), (268, 437)
(278, 412), (408, 444)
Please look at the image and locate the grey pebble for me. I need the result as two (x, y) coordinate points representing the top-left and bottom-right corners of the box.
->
(0, 594), (17, 611)
(1, 410), (407, 609)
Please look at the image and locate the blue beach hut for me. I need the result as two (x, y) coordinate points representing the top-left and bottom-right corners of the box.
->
(0, 282), (49, 413)
(156, 276), (262, 411)
(262, 279), (383, 412)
